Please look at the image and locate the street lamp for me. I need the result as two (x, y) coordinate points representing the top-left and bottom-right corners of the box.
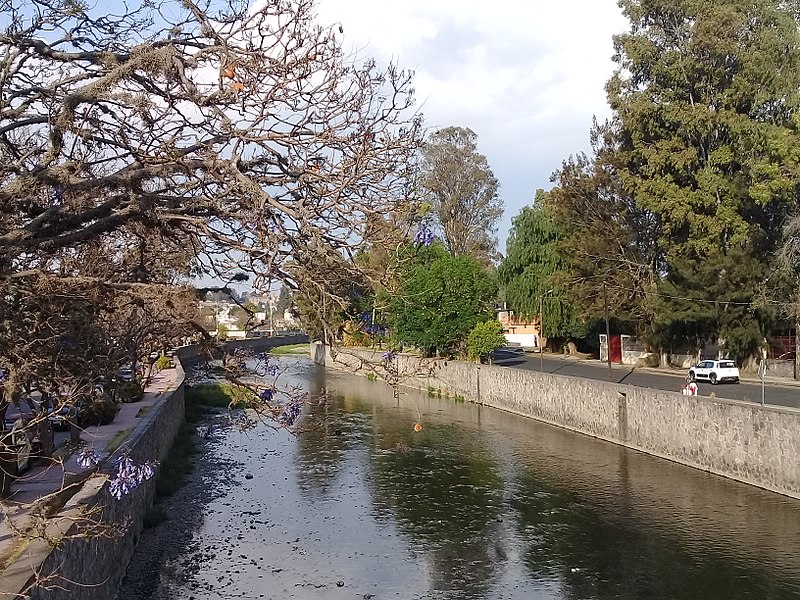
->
(540, 289), (554, 372)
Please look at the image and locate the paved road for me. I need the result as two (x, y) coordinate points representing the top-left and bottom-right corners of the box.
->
(492, 349), (800, 410)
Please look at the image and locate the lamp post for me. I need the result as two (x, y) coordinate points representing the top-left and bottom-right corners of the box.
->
(540, 289), (554, 372)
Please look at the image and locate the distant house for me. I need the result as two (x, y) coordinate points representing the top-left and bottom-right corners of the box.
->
(497, 308), (542, 350)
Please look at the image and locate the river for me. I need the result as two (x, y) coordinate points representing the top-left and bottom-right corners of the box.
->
(125, 358), (800, 599)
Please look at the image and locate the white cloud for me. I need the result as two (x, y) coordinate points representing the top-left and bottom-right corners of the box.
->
(315, 0), (628, 250)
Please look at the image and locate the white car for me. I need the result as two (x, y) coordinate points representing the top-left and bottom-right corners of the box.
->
(688, 360), (740, 385)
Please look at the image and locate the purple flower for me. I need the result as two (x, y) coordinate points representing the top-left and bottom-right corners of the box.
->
(108, 455), (158, 500)
(414, 224), (435, 247)
(381, 350), (396, 362)
(52, 186), (64, 203)
(77, 446), (100, 469)
(260, 388), (274, 402)
(278, 400), (303, 427)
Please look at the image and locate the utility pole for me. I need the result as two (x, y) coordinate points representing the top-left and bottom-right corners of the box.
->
(539, 294), (544, 372)
(539, 290), (553, 372)
(604, 281), (612, 382)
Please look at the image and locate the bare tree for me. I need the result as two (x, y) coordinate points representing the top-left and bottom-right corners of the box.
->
(0, 0), (422, 385)
(0, 0), (423, 573)
(420, 126), (502, 264)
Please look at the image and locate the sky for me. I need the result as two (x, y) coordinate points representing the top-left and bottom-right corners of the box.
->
(314, 0), (629, 254)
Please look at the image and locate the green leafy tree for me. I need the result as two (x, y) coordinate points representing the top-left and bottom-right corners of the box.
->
(275, 287), (293, 317)
(420, 127), (503, 265)
(466, 320), (507, 363)
(607, 0), (800, 359)
(550, 0), (800, 362)
(498, 194), (586, 340)
(389, 246), (498, 357)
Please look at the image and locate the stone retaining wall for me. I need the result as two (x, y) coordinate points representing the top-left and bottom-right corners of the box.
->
(315, 344), (800, 499)
(176, 335), (307, 367)
(6, 365), (186, 600)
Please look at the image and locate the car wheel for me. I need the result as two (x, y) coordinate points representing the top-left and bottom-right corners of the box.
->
(689, 371), (696, 382)
(710, 373), (718, 385)
(735, 377), (740, 384)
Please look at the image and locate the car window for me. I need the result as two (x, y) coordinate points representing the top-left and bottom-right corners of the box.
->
(719, 361), (736, 369)
(699, 361), (710, 368)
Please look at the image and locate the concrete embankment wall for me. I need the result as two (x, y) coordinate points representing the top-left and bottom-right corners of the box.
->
(314, 344), (800, 499)
(19, 363), (186, 600)
(176, 334), (308, 367)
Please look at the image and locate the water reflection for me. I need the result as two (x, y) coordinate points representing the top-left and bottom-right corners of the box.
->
(153, 360), (800, 600)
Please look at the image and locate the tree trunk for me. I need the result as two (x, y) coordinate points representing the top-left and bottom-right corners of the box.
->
(794, 321), (800, 379)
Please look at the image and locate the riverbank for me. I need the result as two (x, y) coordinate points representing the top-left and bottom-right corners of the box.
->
(314, 343), (800, 500)
(0, 336), (306, 599)
(115, 409), (238, 600)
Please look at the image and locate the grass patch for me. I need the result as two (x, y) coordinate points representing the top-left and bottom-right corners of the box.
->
(185, 384), (236, 423)
(104, 428), (133, 454)
(154, 419), (199, 499)
(269, 343), (309, 356)
(366, 372), (377, 381)
(135, 406), (151, 418)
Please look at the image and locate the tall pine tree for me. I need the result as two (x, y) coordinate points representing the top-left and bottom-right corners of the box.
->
(552, 0), (800, 363)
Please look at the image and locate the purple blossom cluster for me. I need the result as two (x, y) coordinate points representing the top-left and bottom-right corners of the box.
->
(108, 455), (158, 500)
(260, 387), (274, 402)
(0, 368), (7, 384)
(52, 186), (64, 203)
(278, 400), (303, 427)
(254, 353), (279, 377)
(414, 224), (435, 247)
(381, 350), (397, 362)
(77, 446), (100, 470)
(359, 312), (387, 337)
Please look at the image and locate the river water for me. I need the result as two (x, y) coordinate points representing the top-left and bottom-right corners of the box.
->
(142, 358), (800, 600)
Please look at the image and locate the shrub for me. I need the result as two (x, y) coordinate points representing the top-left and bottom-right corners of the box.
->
(80, 397), (120, 427)
(154, 355), (172, 370)
(116, 380), (144, 403)
(467, 320), (507, 363)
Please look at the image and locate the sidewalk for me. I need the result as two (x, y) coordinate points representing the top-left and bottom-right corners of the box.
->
(0, 369), (180, 571)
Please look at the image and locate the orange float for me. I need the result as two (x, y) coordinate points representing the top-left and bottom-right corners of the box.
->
(413, 422), (423, 432)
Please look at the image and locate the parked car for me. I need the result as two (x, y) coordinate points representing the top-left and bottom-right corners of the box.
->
(116, 366), (136, 382)
(47, 401), (79, 431)
(688, 360), (740, 384)
(0, 419), (32, 476)
(2, 402), (56, 473)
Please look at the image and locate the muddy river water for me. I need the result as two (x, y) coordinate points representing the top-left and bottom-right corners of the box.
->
(134, 359), (800, 599)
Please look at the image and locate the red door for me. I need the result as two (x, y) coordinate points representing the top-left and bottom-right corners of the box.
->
(610, 335), (622, 364)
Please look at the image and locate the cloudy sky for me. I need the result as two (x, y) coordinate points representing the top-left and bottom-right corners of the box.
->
(315, 0), (629, 253)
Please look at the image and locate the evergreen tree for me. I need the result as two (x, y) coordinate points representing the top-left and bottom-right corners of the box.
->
(609, 0), (800, 358)
(551, 0), (800, 361)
